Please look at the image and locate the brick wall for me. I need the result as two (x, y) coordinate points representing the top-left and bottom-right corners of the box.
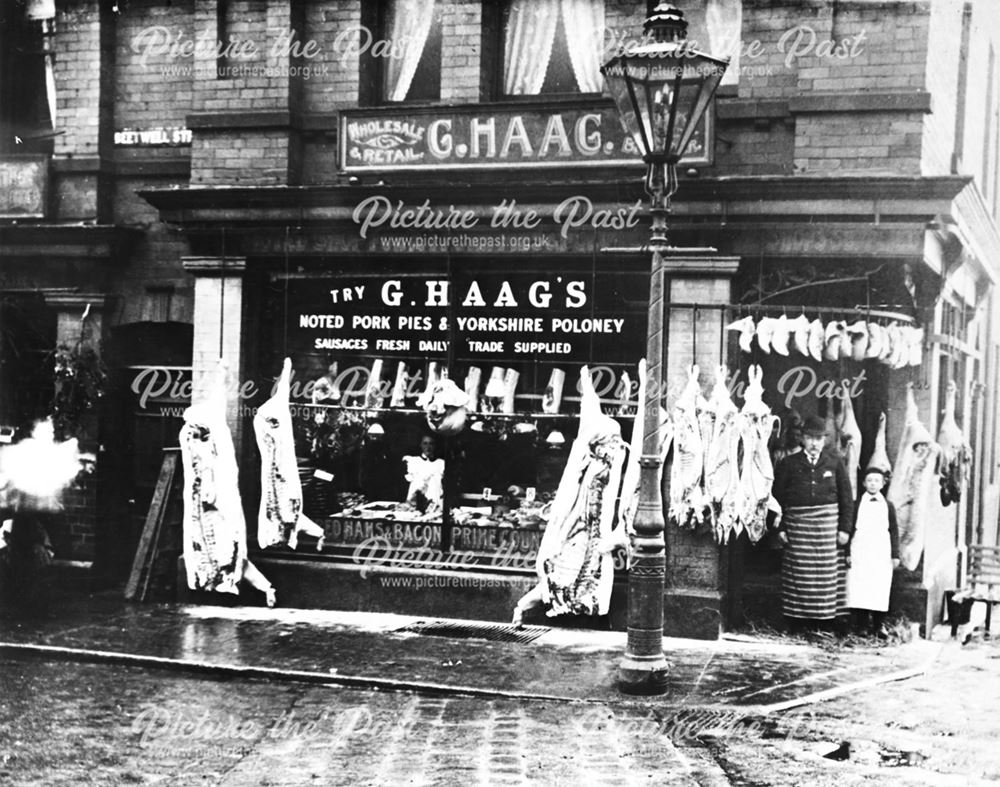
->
(302, 0), (361, 112)
(62, 478), (97, 560)
(712, 121), (795, 176)
(739, 1), (824, 100)
(51, 2), (103, 220)
(441, 1), (481, 102)
(795, 113), (924, 174)
(114, 0), (194, 129)
(54, 2), (101, 157)
(188, 0), (300, 185)
(793, 1), (928, 94)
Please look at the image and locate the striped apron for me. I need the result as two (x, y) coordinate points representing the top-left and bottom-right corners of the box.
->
(782, 504), (848, 620)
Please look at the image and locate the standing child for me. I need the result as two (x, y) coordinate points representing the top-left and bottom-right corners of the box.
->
(846, 467), (900, 638)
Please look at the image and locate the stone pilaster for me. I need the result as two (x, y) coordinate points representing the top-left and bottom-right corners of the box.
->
(182, 256), (247, 450)
(659, 256), (741, 639)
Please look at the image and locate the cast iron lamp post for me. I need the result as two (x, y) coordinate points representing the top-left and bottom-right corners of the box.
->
(601, 2), (728, 695)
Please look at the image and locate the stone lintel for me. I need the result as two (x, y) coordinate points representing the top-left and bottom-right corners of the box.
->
(182, 256), (247, 275)
(659, 255), (741, 277)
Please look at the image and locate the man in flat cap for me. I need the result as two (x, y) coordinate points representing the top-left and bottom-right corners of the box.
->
(772, 413), (854, 632)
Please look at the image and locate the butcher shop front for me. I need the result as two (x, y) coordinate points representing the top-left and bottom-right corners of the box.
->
(143, 158), (1000, 641)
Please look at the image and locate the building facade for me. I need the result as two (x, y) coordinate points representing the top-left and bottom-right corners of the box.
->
(2, 0), (999, 636)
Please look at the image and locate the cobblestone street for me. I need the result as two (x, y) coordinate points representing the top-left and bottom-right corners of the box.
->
(0, 659), (721, 786)
(2, 598), (1000, 785)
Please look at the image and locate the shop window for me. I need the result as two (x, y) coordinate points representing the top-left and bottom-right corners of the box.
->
(261, 258), (650, 569)
(0, 0), (56, 154)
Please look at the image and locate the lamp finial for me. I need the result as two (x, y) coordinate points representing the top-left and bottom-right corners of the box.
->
(644, 3), (688, 43)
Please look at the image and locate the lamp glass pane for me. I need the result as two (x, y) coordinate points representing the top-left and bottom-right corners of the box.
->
(602, 49), (727, 160)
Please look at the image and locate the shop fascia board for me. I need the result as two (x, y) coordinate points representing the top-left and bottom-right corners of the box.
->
(0, 223), (139, 259)
(139, 175), (969, 225)
(678, 221), (927, 259)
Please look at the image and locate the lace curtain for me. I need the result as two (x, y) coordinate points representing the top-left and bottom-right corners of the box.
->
(504, 0), (605, 95)
(503, 0), (560, 96)
(560, 0), (605, 94)
(383, 0), (436, 102)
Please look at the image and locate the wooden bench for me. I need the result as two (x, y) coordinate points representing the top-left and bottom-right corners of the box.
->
(950, 545), (1000, 638)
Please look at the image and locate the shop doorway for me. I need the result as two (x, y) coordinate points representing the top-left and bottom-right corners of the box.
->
(0, 292), (55, 439)
(101, 322), (192, 582)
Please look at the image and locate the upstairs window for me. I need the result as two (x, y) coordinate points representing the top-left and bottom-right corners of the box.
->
(0, 0), (56, 154)
(382, 0), (443, 102)
(501, 0), (605, 96)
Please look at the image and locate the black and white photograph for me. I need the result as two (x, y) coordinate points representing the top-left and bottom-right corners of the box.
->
(1, 0), (1000, 783)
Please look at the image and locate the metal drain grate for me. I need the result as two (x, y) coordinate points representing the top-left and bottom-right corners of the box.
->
(393, 619), (549, 645)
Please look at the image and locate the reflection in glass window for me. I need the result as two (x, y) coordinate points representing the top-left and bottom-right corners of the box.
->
(503, 0), (605, 96)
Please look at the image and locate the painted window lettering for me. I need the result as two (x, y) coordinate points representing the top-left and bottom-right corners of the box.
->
(379, 279), (588, 309)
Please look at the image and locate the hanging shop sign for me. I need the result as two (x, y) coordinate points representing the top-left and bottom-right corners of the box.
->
(339, 102), (712, 172)
(283, 268), (648, 365)
(0, 156), (48, 218)
(113, 127), (193, 147)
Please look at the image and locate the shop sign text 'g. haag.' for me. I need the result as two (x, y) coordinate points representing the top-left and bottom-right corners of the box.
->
(339, 103), (712, 172)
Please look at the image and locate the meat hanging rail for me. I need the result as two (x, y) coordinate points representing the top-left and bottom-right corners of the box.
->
(665, 302), (918, 325)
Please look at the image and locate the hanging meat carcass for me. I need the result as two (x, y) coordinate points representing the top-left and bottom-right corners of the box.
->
(755, 317), (776, 354)
(867, 412), (892, 474)
(937, 381), (973, 506)
(824, 404), (841, 457)
(770, 315), (791, 356)
(726, 316), (755, 354)
(390, 362), (408, 408)
(734, 365), (779, 543)
(255, 358), (325, 551)
(907, 326), (925, 367)
(808, 319), (825, 362)
(617, 360), (647, 539)
(847, 321), (868, 362)
(364, 359), (385, 409)
(878, 323), (902, 366)
(889, 325), (910, 370)
(513, 366), (627, 622)
(789, 314), (811, 357)
(824, 321), (844, 361)
(704, 365), (741, 542)
(181, 366), (246, 595)
(614, 359), (672, 546)
(669, 365), (709, 528)
(542, 368), (565, 414)
(888, 384), (942, 571)
(865, 323), (884, 360)
(837, 392), (863, 499)
(838, 321), (853, 359)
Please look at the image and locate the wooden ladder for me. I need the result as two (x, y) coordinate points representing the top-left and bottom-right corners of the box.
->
(124, 448), (181, 602)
